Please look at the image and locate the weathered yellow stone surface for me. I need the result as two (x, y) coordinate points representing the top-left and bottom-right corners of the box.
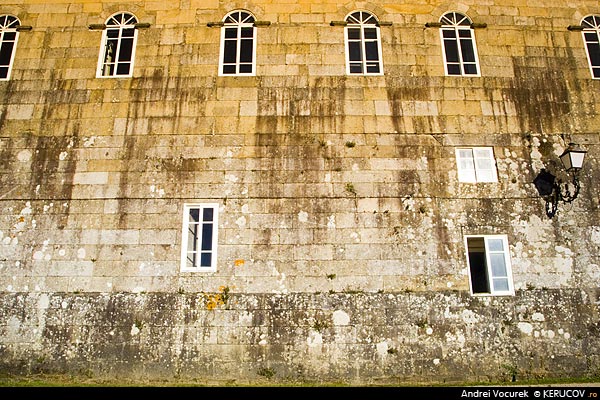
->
(0, 0), (598, 386)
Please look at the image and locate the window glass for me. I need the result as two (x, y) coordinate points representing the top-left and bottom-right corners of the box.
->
(181, 204), (219, 272)
(348, 40), (361, 61)
(344, 11), (383, 75)
(219, 10), (256, 76)
(97, 12), (138, 78)
(456, 147), (498, 183)
(0, 15), (20, 81)
(581, 15), (600, 79)
(440, 12), (480, 76)
(466, 235), (514, 296)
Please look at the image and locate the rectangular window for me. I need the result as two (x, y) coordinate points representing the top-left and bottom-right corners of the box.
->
(583, 31), (600, 79)
(465, 235), (514, 296)
(455, 147), (498, 183)
(344, 24), (383, 75)
(96, 17), (138, 79)
(441, 26), (480, 76)
(219, 23), (256, 76)
(0, 30), (18, 80)
(180, 203), (219, 272)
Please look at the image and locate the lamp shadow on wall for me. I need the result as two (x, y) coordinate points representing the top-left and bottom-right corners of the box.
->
(532, 143), (587, 219)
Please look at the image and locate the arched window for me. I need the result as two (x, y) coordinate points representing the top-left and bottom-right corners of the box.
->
(0, 15), (20, 80)
(344, 11), (383, 75)
(96, 12), (138, 78)
(439, 12), (480, 76)
(581, 15), (600, 79)
(219, 10), (256, 76)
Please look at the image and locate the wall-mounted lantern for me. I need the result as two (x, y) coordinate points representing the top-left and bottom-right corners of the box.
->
(533, 143), (587, 219)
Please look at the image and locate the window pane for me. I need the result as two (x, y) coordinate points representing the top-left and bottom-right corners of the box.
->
(458, 29), (472, 38)
(584, 32), (598, 42)
(490, 254), (507, 277)
(365, 41), (379, 61)
(119, 38), (134, 61)
(240, 38), (253, 62)
(186, 255), (196, 269)
(347, 28), (360, 40)
(187, 225), (199, 253)
(460, 39), (476, 62)
(348, 41), (361, 62)
(0, 66), (8, 79)
(222, 64), (236, 74)
(102, 63), (114, 76)
(116, 62), (131, 75)
(3, 32), (16, 41)
(593, 67), (600, 78)
(459, 157), (474, 169)
(239, 64), (252, 73)
(447, 64), (461, 75)
(458, 148), (473, 160)
(364, 28), (377, 39)
(223, 40), (237, 63)
(241, 27), (253, 38)
(475, 158), (492, 170)
(0, 41), (14, 65)
(201, 223), (213, 251)
(122, 28), (135, 38)
(458, 151), (476, 176)
(586, 42), (600, 66)
(487, 239), (504, 252)
(366, 63), (380, 74)
(189, 208), (200, 223)
(105, 39), (117, 58)
(463, 64), (478, 75)
(492, 278), (509, 292)
(225, 27), (237, 39)
(442, 30), (456, 39)
(203, 207), (214, 221)
(444, 41), (460, 62)
(349, 63), (363, 74)
(107, 29), (119, 38)
(200, 253), (212, 267)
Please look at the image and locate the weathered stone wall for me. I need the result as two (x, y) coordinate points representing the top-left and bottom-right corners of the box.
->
(0, 0), (599, 384)
(1, 289), (599, 384)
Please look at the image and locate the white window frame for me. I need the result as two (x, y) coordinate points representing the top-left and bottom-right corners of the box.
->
(439, 12), (480, 77)
(455, 147), (498, 183)
(0, 15), (20, 81)
(180, 203), (219, 273)
(465, 235), (514, 296)
(218, 10), (257, 76)
(581, 15), (600, 79)
(344, 10), (384, 76)
(96, 12), (139, 78)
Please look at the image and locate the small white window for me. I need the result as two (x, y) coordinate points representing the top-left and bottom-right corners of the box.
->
(439, 12), (480, 76)
(219, 10), (256, 76)
(581, 15), (600, 79)
(344, 11), (383, 75)
(0, 15), (20, 81)
(455, 147), (498, 183)
(96, 12), (139, 78)
(180, 203), (219, 272)
(465, 235), (514, 296)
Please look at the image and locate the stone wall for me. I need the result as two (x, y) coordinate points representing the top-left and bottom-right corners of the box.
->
(1, 289), (599, 384)
(0, 0), (599, 384)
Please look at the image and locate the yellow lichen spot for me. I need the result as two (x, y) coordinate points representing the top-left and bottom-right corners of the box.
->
(234, 259), (245, 266)
(206, 299), (217, 310)
(204, 286), (232, 310)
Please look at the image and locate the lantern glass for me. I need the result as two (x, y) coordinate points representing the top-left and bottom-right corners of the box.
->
(559, 143), (586, 171)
